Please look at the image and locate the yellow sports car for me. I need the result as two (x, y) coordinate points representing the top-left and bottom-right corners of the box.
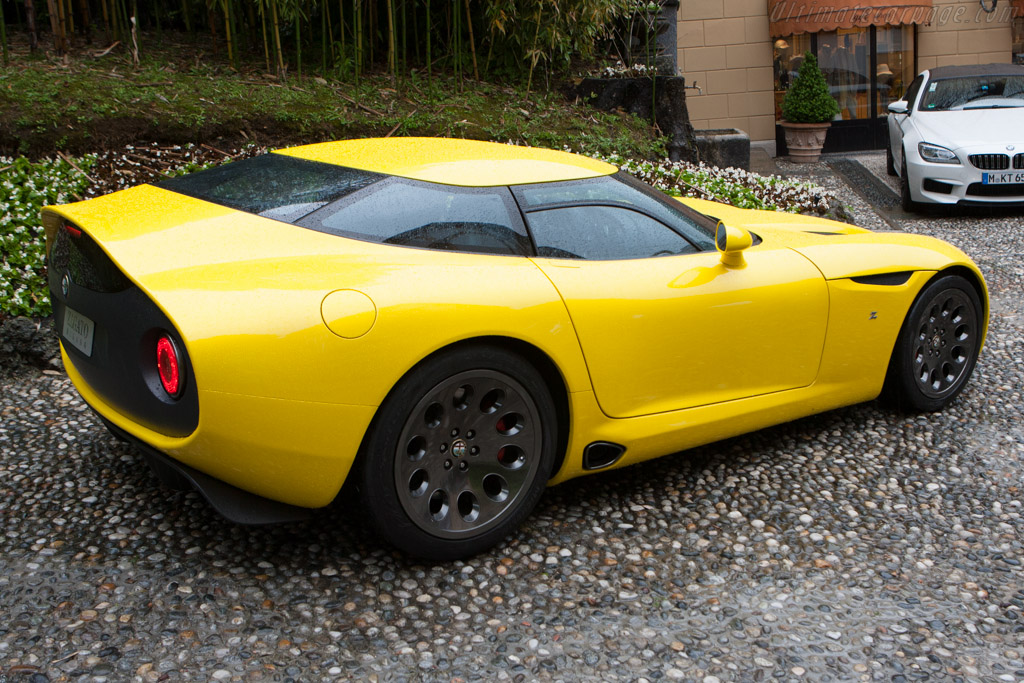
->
(43, 138), (987, 559)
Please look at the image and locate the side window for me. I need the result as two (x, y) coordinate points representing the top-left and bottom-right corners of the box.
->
(300, 180), (531, 256)
(527, 206), (699, 260)
(904, 74), (925, 111)
(514, 173), (716, 251)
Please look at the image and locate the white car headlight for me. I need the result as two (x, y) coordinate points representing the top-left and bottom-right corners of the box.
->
(918, 142), (960, 165)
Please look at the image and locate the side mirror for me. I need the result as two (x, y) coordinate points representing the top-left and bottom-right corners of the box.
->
(715, 222), (752, 268)
(887, 101), (909, 115)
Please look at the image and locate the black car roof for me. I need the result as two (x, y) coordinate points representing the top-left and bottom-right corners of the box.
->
(926, 63), (1024, 80)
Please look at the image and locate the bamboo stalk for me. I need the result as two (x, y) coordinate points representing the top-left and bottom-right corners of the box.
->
(0, 5), (8, 65)
(324, 0), (334, 66)
(63, 0), (74, 35)
(260, 0), (269, 71)
(129, 0), (139, 64)
(386, 0), (395, 78)
(463, 0), (477, 80)
(425, 0), (431, 81)
(526, 9), (542, 94)
(338, 0), (344, 60)
(129, 7), (139, 65)
(270, 0), (283, 77)
(25, 0), (40, 51)
(180, 0), (192, 36)
(354, 0), (361, 81)
(76, 0), (90, 43)
(295, 13), (301, 78)
(321, 2), (327, 75)
(48, 0), (66, 54)
(221, 0), (234, 67)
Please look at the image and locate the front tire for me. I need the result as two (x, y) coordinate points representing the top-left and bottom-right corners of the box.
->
(356, 346), (558, 560)
(884, 274), (982, 412)
(886, 142), (897, 176)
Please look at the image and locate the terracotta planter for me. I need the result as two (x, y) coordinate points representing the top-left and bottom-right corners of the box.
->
(780, 121), (831, 163)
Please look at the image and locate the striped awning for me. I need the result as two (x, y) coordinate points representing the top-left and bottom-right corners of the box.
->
(769, 0), (934, 37)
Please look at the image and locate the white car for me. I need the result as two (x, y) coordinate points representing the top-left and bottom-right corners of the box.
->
(887, 63), (1024, 211)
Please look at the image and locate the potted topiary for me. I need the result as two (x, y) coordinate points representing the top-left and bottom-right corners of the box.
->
(780, 51), (840, 163)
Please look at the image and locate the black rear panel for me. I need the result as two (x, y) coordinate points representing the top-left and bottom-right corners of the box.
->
(49, 225), (199, 437)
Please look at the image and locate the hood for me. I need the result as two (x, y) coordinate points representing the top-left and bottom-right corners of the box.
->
(912, 109), (1024, 149)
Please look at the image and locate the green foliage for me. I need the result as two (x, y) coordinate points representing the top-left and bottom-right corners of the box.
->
(0, 59), (664, 159)
(0, 156), (96, 318)
(483, 0), (631, 82)
(18, 1), (633, 86)
(781, 51), (840, 124)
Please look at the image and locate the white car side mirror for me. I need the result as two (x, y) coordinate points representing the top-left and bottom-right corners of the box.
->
(888, 101), (909, 114)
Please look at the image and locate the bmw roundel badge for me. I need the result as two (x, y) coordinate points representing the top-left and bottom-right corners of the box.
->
(61, 273), (71, 298)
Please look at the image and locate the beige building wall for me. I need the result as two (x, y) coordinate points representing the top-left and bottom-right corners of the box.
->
(677, 2), (1016, 145)
(916, 0), (1013, 69)
(676, 0), (776, 142)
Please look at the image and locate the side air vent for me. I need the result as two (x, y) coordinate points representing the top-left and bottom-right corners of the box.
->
(582, 442), (626, 471)
(850, 271), (913, 286)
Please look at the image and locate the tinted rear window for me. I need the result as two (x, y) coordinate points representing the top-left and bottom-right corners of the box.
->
(156, 153), (382, 223)
(299, 179), (532, 256)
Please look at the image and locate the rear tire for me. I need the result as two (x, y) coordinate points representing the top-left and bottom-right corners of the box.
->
(883, 274), (982, 412)
(356, 345), (558, 560)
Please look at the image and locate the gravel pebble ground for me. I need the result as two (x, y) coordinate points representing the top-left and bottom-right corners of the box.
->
(2, 153), (1023, 682)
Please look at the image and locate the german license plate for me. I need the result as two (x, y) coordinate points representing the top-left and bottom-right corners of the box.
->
(63, 306), (95, 357)
(982, 171), (1024, 184)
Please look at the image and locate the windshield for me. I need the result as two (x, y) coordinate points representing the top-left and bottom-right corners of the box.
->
(919, 75), (1024, 111)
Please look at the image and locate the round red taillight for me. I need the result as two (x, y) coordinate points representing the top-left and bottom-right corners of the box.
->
(156, 336), (182, 398)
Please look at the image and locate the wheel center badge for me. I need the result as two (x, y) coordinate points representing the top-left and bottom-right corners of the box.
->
(61, 273), (71, 298)
(932, 334), (941, 349)
(451, 439), (468, 458)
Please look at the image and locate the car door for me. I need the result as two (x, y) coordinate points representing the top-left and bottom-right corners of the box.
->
(515, 183), (829, 419)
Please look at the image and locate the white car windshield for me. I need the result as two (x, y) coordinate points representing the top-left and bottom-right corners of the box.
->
(919, 76), (1024, 111)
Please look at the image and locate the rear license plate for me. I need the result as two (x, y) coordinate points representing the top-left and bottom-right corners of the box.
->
(982, 171), (1024, 184)
(63, 306), (95, 357)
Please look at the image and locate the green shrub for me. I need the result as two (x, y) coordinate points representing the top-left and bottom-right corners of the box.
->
(0, 156), (95, 319)
(781, 51), (840, 124)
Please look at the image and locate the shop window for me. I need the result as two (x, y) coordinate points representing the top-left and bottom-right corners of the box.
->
(1013, 18), (1023, 66)
(774, 25), (916, 122)
(773, 34), (811, 120)
(875, 26), (915, 115)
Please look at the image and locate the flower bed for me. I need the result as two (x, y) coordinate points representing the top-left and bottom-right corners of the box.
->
(590, 152), (849, 219)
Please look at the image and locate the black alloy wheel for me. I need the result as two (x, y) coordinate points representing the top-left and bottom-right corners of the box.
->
(357, 346), (557, 560)
(884, 274), (982, 412)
